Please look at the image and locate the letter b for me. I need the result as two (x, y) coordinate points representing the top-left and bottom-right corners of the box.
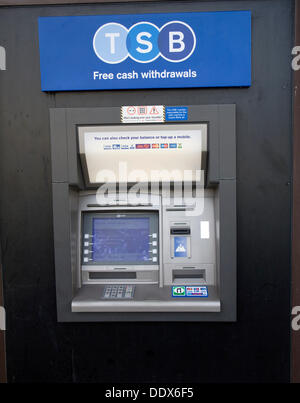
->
(169, 31), (185, 53)
(158, 21), (195, 62)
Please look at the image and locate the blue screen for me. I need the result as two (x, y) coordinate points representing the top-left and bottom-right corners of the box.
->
(92, 217), (150, 262)
(174, 236), (188, 258)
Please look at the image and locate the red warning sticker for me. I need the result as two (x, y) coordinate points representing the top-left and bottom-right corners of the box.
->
(121, 105), (164, 123)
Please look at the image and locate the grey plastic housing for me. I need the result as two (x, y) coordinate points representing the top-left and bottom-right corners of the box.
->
(50, 105), (236, 322)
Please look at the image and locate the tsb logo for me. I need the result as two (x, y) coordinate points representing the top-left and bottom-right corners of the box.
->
(93, 21), (196, 64)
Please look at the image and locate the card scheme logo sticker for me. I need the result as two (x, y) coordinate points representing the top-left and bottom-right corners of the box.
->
(186, 286), (208, 297)
(172, 286), (208, 298)
(172, 286), (186, 297)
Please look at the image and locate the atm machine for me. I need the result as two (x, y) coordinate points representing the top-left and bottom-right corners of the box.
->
(50, 104), (236, 321)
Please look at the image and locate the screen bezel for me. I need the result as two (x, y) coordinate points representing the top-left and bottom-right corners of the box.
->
(82, 210), (159, 266)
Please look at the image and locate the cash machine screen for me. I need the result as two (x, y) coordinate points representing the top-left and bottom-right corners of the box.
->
(92, 217), (150, 262)
(82, 211), (159, 265)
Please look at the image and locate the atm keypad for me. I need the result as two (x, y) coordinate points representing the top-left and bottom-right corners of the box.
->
(103, 285), (135, 299)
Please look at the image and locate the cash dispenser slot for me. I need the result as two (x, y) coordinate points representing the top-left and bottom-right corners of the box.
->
(89, 272), (137, 280)
(172, 269), (206, 282)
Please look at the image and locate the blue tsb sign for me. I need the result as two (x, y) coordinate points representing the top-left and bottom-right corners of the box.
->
(38, 11), (251, 91)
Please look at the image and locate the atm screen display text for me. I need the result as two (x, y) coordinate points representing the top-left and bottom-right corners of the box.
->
(92, 217), (150, 263)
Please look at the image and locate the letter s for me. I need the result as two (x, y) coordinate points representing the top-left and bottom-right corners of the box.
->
(136, 32), (152, 54)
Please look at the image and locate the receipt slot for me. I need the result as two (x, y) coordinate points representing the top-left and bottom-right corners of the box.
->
(50, 105), (236, 321)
